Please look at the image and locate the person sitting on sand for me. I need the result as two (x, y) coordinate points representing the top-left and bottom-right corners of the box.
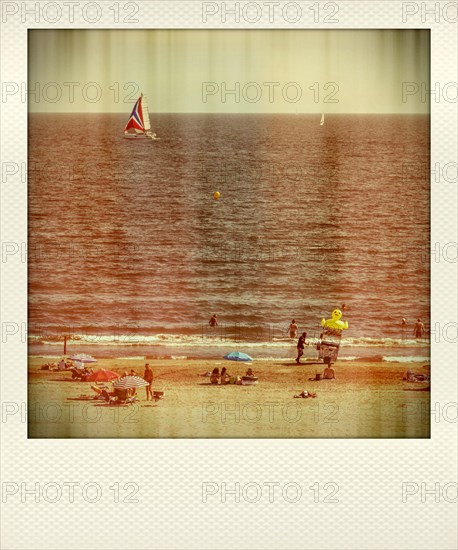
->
(129, 369), (137, 376)
(91, 386), (116, 401)
(220, 367), (229, 385)
(58, 358), (67, 370)
(323, 365), (336, 380)
(70, 367), (82, 379)
(210, 367), (219, 385)
(70, 367), (89, 379)
(80, 367), (93, 381)
(114, 387), (129, 402)
(245, 367), (254, 377)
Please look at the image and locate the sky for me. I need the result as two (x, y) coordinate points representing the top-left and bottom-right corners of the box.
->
(28, 29), (430, 114)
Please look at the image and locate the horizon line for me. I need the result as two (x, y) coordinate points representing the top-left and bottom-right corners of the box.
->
(29, 111), (430, 115)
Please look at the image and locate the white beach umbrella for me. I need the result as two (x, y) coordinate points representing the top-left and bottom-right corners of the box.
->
(70, 353), (98, 363)
(113, 376), (149, 389)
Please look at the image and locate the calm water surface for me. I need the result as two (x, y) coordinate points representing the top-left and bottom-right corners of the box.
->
(28, 114), (429, 359)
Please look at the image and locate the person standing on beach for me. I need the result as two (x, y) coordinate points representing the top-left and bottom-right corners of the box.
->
(143, 363), (154, 400)
(288, 319), (298, 339)
(413, 318), (425, 339)
(296, 332), (307, 364)
(209, 314), (218, 327)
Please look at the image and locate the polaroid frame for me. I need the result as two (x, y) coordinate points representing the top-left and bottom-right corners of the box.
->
(1, 1), (457, 549)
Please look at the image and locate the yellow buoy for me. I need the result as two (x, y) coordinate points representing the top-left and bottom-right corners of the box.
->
(213, 191), (221, 200)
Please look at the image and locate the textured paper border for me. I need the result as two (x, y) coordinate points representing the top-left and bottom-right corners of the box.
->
(1, 1), (457, 549)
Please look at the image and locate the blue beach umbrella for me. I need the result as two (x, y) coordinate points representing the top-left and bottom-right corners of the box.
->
(223, 351), (253, 362)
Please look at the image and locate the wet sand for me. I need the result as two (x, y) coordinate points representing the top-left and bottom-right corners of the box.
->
(28, 357), (430, 439)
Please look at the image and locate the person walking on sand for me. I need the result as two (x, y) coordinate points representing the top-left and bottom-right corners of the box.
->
(288, 319), (298, 339)
(296, 332), (307, 364)
(143, 363), (154, 400)
(209, 314), (218, 327)
(413, 318), (425, 339)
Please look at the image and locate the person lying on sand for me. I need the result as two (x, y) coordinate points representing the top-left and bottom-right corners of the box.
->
(41, 362), (59, 371)
(403, 369), (430, 382)
(293, 390), (317, 398)
(91, 386), (116, 401)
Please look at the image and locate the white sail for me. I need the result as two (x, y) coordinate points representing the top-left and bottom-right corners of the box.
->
(142, 96), (152, 131)
(320, 113), (325, 126)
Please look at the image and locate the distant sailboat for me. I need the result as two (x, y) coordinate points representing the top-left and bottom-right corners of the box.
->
(124, 93), (160, 140)
(320, 113), (325, 126)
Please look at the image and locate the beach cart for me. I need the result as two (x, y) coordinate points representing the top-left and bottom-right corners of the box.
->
(317, 326), (342, 364)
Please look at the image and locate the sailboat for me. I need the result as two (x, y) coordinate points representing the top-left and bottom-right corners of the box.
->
(124, 93), (160, 140)
(320, 113), (325, 126)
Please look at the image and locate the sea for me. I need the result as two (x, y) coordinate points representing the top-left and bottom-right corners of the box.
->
(28, 113), (430, 363)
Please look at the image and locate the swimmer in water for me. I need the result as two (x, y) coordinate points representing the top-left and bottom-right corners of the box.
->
(209, 314), (218, 327)
(288, 319), (298, 339)
(413, 318), (425, 339)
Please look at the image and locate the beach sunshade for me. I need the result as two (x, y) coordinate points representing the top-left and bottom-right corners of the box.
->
(70, 353), (97, 363)
(113, 375), (149, 389)
(86, 369), (119, 382)
(223, 351), (253, 362)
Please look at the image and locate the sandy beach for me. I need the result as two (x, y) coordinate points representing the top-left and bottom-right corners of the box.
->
(28, 357), (430, 439)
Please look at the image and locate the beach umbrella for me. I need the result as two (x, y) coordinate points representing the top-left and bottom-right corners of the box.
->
(70, 354), (98, 363)
(113, 375), (149, 389)
(86, 369), (119, 382)
(223, 351), (253, 362)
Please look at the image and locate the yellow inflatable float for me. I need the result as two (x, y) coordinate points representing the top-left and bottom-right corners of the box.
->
(321, 309), (349, 330)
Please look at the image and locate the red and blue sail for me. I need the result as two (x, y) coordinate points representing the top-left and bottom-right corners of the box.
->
(124, 95), (145, 132)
